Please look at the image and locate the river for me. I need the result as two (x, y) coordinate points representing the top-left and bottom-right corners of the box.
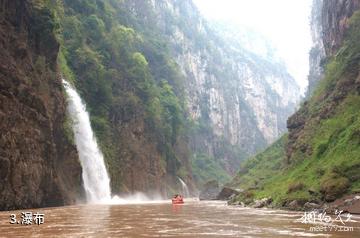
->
(0, 200), (359, 237)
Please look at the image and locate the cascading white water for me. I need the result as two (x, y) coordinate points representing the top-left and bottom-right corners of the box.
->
(178, 177), (190, 197)
(63, 79), (111, 203)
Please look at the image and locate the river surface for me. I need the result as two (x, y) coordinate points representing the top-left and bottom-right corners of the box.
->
(0, 200), (359, 237)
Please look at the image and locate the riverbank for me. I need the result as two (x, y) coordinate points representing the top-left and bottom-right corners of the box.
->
(227, 192), (360, 215)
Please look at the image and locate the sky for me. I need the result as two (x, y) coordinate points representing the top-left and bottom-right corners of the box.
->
(193, 0), (313, 94)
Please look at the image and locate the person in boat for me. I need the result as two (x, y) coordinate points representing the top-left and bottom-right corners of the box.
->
(172, 194), (184, 204)
(172, 194), (183, 200)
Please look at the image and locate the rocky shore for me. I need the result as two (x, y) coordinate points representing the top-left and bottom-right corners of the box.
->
(198, 180), (360, 214)
(227, 192), (360, 214)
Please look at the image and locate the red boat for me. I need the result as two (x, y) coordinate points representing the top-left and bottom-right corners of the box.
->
(172, 195), (184, 204)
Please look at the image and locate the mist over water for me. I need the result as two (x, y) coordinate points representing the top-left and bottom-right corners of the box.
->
(106, 193), (167, 205)
(63, 79), (111, 203)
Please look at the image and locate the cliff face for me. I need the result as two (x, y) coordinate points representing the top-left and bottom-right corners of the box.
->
(322, 0), (360, 55)
(231, 0), (360, 206)
(0, 0), (83, 210)
(307, 0), (326, 96)
(308, 0), (360, 95)
(58, 0), (196, 195)
(55, 0), (300, 192)
(132, 0), (300, 183)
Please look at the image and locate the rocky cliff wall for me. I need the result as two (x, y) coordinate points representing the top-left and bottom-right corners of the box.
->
(308, 0), (360, 95)
(57, 0), (300, 191)
(141, 0), (300, 177)
(322, 0), (360, 55)
(0, 0), (83, 210)
(307, 0), (326, 96)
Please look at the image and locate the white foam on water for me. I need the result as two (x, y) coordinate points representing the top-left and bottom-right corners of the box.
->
(103, 192), (168, 205)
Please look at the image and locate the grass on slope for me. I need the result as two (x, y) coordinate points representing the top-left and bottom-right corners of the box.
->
(231, 10), (360, 205)
(191, 153), (231, 187)
(256, 95), (360, 204)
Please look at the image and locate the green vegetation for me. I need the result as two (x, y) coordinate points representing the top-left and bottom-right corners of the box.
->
(229, 135), (287, 191)
(188, 120), (249, 187)
(191, 153), (231, 186)
(52, 0), (192, 191)
(231, 11), (360, 206)
(51, 0), (250, 191)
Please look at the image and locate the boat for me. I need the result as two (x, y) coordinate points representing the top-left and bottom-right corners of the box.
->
(172, 195), (184, 204)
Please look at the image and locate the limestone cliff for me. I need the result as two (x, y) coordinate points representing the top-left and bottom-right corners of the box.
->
(322, 0), (360, 55)
(307, 0), (326, 96)
(0, 0), (302, 204)
(0, 0), (83, 210)
(307, 0), (360, 95)
(129, 0), (300, 183)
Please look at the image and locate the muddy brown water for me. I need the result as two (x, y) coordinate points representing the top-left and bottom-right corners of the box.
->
(0, 200), (359, 237)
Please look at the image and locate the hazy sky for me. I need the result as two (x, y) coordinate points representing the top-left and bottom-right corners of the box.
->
(193, 0), (313, 93)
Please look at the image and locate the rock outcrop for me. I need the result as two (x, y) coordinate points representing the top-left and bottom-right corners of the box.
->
(307, 0), (360, 96)
(322, 0), (360, 55)
(216, 187), (241, 200)
(0, 0), (83, 210)
(328, 194), (360, 214)
(307, 0), (326, 96)
(252, 198), (272, 208)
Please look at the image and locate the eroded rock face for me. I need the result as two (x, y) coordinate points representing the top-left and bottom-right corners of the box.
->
(322, 0), (360, 55)
(307, 0), (360, 96)
(134, 0), (300, 176)
(0, 0), (83, 210)
(307, 0), (327, 96)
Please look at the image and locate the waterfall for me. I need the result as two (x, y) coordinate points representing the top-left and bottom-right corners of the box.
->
(63, 79), (111, 203)
(178, 177), (190, 197)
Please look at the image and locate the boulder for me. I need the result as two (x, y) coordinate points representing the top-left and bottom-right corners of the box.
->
(288, 200), (301, 210)
(217, 187), (241, 200)
(252, 197), (272, 208)
(199, 180), (221, 200)
(326, 194), (360, 214)
(304, 202), (321, 210)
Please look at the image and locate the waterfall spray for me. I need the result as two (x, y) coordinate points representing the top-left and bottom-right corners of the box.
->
(63, 79), (111, 203)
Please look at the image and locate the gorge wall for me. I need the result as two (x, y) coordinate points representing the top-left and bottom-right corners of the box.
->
(1, 0), (301, 210)
(0, 0), (83, 210)
(307, 0), (360, 95)
(130, 0), (300, 185)
(307, 0), (326, 96)
(231, 0), (360, 206)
